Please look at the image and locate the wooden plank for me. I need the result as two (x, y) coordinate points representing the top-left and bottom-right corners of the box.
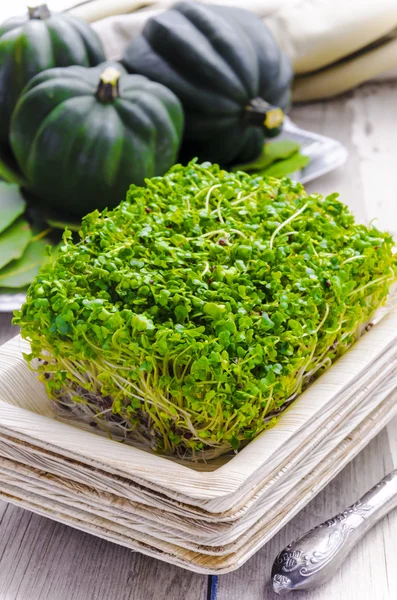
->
(0, 503), (208, 600)
(290, 90), (369, 226)
(292, 81), (397, 240)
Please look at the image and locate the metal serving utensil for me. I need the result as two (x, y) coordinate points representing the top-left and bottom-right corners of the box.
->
(271, 469), (397, 595)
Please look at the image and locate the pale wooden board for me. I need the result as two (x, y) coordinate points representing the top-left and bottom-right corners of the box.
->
(1, 81), (397, 598)
(294, 81), (397, 242)
(0, 504), (208, 600)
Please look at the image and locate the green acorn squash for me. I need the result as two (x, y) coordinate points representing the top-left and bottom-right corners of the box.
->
(0, 4), (105, 144)
(123, 1), (293, 166)
(10, 62), (184, 217)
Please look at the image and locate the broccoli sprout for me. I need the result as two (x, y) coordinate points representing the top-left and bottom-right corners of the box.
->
(15, 161), (397, 460)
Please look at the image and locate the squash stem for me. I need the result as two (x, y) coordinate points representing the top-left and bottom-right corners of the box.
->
(245, 97), (284, 130)
(28, 4), (51, 19)
(96, 67), (121, 102)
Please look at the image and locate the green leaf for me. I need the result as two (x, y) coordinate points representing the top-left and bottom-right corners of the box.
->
(232, 139), (301, 173)
(232, 151), (275, 172)
(0, 182), (26, 234)
(0, 218), (32, 269)
(260, 152), (310, 178)
(0, 237), (50, 288)
(264, 140), (301, 160)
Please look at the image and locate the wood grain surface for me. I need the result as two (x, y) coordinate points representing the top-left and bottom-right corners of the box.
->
(1, 81), (397, 599)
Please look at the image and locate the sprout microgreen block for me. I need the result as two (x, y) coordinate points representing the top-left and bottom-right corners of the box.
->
(14, 161), (397, 460)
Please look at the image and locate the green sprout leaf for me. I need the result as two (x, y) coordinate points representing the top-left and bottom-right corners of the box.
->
(203, 302), (225, 320)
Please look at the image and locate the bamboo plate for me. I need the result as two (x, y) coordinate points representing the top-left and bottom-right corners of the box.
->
(1, 308), (397, 512)
(1, 354), (397, 551)
(1, 366), (397, 558)
(1, 385), (396, 574)
(1, 308), (397, 572)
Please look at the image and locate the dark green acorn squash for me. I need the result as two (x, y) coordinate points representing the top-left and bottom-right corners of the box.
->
(123, 1), (293, 166)
(10, 62), (184, 217)
(0, 4), (105, 144)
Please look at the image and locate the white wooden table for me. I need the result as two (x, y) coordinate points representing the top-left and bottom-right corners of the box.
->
(1, 81), (397, 600)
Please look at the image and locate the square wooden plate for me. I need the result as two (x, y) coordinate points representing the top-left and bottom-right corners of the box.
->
(1, 308), (397, 572)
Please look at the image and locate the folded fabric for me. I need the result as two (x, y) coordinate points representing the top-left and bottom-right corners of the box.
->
(293, 28), (397, 102)
(66, 0), (397, 101)
(2, 1), (397, 101)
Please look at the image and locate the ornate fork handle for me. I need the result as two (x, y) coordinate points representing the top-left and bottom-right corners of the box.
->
(271, 469), (397, 595)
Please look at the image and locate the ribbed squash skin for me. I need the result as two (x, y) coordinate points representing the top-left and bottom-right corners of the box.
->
(10, 62), (184, 217)
(123, 1), (293, 165)
(0, 8), (105, 143)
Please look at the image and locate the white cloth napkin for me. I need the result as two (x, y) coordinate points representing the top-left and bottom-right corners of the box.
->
(2, 0), (397, 101)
